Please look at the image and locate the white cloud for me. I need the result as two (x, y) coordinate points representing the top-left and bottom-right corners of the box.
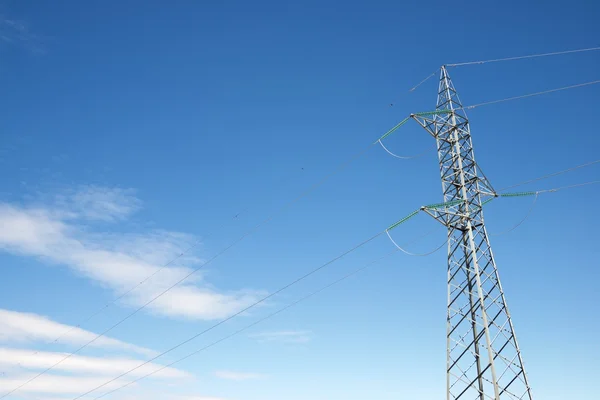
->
(250, 330), (312, 344)
(0, 373), (132, 394)
(175, 397), (228, 400)
(113, 397), (227, 400)
(54, 185), (141, 222)
(0, 186), (262, 320)
(0, 348), (189, 379)
(127, 285), (261, 321)
(26, 392), (230, 400)
(0, 309), (155, 357)
(2, 375), (229, 400)
(214, 371), (267, 381)
(0, 308), (194, 399)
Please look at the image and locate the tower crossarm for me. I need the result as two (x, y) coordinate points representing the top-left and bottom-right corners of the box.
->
(410, 112), (497, 198)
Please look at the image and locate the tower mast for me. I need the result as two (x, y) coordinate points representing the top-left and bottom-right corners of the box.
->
(412, 66), (533, 399)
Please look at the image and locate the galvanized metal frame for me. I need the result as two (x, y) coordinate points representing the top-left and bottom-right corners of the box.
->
(412, 66), (533, 400)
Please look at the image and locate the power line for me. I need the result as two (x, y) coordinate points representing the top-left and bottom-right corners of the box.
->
(409, 69), (440, 92)
(402, 45), (600, 97)
(487, 180), (600, 234)
(87, 228), (439, 400)
(395, 45), (599, 109)
(536, 180), (600, 193)
(447, 46), (600, 67)
(89, 229), (441, 399)
(399, 66), (597, 398)
(3, 166), (310, 374)
(3, 165), (305, 374)
(499, 159), (600, 192)
(376, 139), (428, 160)
(6, 65), (598, 396)
(14, 177), (597, 400)
(385, 231), (448, 256)
(92, 248), (400, 400)
(386, 179), (600, 244)
(0, 141), (378, 397)
(490, 194), (539, 236)
(463, 79), (600, 110)
(69, 230), (387, 400)
(381, 77), (600, 146)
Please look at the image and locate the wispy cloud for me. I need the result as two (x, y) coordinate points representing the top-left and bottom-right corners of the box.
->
(0, 15), (45, 54)
(0, 309), (155, 356)
(0, 309), (194, 399)
(214, 370), (267, 381)
(0, 185), (263, 320)
(250, 330), (312, 344)
(80, 392), (229, 400)
(0, 373), (133, 394)
(0, 17), (29, 43)
(0, 347), (189, 379)
(53, 185), (141, 222)
(25, 392), (230, 400)
(175, 397), (228, 400)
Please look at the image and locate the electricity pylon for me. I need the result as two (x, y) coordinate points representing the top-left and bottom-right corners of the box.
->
(411, 66), (533, 399)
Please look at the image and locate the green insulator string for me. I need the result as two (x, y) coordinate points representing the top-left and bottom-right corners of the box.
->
(499, 191), (537, 198)
(376, 109), (451, 143)
(412, 110), (453, 117)
(387, 210), (420, 231)
(376, 117), (411, 142)
(480, 197), (495, 207)
(423, 199), (464, 210)
(385, 180), (600, 248)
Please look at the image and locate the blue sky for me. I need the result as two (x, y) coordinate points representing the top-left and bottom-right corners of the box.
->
(0, 0), (599, 399)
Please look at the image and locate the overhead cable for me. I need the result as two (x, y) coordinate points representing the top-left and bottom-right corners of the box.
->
(90, 248), (399, 399)
(0, 137), (380, 398)
(463, 80), (600, 110)
(499, 159), (600, 192)
(447, 46), (600, 67)
(3, 228), (384, 399)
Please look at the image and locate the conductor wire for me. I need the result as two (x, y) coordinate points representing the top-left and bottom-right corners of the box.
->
(447, 46), (600, 67)
(68, 230), (386, 400)
(91, 248), (400, 399)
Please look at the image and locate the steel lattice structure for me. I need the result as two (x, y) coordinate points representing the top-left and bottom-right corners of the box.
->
(411, 66), (534, 400)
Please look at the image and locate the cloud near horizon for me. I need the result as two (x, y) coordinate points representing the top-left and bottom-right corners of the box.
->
(0, 185), (265, 399)
(0, 309), (193, 398)
(0, 373), (132, 395)
(0, 308), (155, 356)
(13, 392), (229, 400)
(0, 347), (189, 379)
(0, 185), (263, 320)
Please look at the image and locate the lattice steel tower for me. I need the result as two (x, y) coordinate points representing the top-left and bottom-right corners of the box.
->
(411, 66), (533, 399)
